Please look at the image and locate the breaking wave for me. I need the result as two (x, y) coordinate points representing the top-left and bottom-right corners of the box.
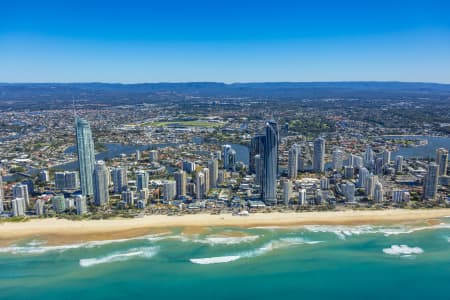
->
(382, 245), (424, 256)
(80, 246), (159, 267)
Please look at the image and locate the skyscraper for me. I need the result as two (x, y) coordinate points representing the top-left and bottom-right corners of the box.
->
(75, 117), (95, 197)
(111, 167), (128, 194)
(163, 180), (176, 201)
(332, 148), (345, 171)
(75, 195), (87, 215)
(282, 179), (291, 205)
(196, 172), (206, 200)
(93, 160), (109, 206)
(263, 120), (278, 204)
(395, 155), (404, 174)
(364, 146), (374, 169)
(383, 150), (391, 165)
(13, 184), (29, 207)
(374, 181), (384, 202)
(288, 146), (298, 179)
(436, 148), (448, 176)
(174, 170), (187, 199)
(254, 154), (263, 188)
(313, 137), (325, 173)
(423, 162), (439, 200)
(136, 171), (149, 192)
(12, 198), (25, 217)
(208, 159), (218, 188)
(249, 135), (265, 173)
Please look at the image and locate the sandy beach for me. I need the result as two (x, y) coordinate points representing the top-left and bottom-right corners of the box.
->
(1, 209), (450, 245)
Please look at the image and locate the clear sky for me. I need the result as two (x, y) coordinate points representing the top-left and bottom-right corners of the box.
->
(1, 0), (450, 83)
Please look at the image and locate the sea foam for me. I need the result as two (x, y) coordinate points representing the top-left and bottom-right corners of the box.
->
(79, 246), (159, 267)
(190, 256), (241, 265)
(382, 245), (424, 256)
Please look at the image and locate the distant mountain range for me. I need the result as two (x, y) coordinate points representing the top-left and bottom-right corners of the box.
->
(1, 82), (449, 105)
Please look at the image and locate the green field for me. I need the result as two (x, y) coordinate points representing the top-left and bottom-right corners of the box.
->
(140, 120), (222, 128)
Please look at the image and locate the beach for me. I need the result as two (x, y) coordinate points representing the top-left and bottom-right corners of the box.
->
(2, 208), (450, 245)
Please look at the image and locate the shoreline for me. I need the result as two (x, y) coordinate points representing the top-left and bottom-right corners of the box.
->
(2, 209), (450, 246)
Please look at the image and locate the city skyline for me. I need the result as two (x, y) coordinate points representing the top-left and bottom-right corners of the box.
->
(1, 0), (450, 83)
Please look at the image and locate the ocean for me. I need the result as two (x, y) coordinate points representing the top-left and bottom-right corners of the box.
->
(2, 220), (450, 299)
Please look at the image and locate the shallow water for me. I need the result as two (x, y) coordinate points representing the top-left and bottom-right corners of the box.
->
(2, 221), (450, 299)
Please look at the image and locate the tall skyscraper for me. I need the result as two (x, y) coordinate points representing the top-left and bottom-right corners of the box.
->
(222, 145), (232, 169)
(111, 167), (128, 194)
(163, 180), (176, 201)
(196, 172), (206, 200)
(75, 195), (87, 215)
(249, 135), (265, 173)
(174, 170), (187, 199)
(93, 160), (109, 206)
(208, 159), (218, 188)
(282, 179), (291, 205)
(374, 181), (384, 202)
(423, 162), (439, 200)
(75, 117), (95, 197)
(12, 198), (25, 217)
(202, 168), (210, 195)
(254, 154), (263, 188)
(313, 137), (325, 173)
(364, 146), (374, 169)
(382, 150), (391, 165)
(395, 155), (404, 174)
(436, 148), (448, 176)
(136, 171), (149, 192)
(263, 120), (278, 204)
(332, 148), (345, 171)
(13, 184), (29, 207)
(288, 146), (298, 179)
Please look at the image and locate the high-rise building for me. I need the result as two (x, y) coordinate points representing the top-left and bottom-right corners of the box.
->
(12, 198), (25, 217)
(122, 190), (134, 205)
(112, 167), (127, 194)
(163, 180), (176, 201)
(374, 157), (384, 175)
(344, 166), (354, 179)
(313, 137), (325, 173)
(374, 181), (384, 202)
(64, 171), (79, 190)
(75, 117), (95, 197)
(208, 159), (218, 188)
(288, 146), (298, 179)
(39, 170), (49, 183)
(149, 150), (159, 162)
(423, 162), (439, 200)
(298, 189), (307, 205)
(74, 195), (87, 215)
(395, 155), (404, 174)
(139, 188), (149, 204)
(263, 120), (278, 204)
(222, 145), (232, 169)
(364, 146), (374, 169)
(196, 172), (206, 200)
(136, 171), (149, 192)
(55, 172), (66, 190)
(93, 160), (109, 206)
(332, 148), (345, 171)
(174, 170), (187, 199)
(392, 190), (410, 202)
(366, 174), (378, 200)
(254, 154), (263, 188)
(250, 135), (265, 173)
(383, 150), (391, 165)
(358, 167), (370, 188)
(52, 195), (66, 213)
(35, 199), (45, 216)
(282, 179), (291, 205)
(13, 184), (29, 207)
(182, 160), (196, 173)
(436, 148), (448, 176)
(341, 182), (355, 202)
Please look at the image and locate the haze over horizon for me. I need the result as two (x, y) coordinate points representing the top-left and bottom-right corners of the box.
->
(1, 0), (450, 83)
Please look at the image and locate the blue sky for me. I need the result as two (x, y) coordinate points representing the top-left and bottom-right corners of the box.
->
(1, 0), (450, 83)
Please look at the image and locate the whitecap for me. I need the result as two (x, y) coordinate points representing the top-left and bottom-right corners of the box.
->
(382, 245), (424, 255)
(0, 233), (168, 255)
(79, 246), (158, 267)
(189, 256), (241, 265)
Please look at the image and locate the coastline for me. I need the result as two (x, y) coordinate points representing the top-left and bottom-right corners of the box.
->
(2, 208), (450, 246)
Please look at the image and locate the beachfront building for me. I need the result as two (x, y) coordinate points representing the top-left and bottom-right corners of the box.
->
(75, 195), (87, 215)
(52, 195), (66, 213)
(13, 184), (29, 207)
(93, 160), (109, 206)
(208, 159), (218, 188)
(0, 173), (4, 213)
(288, 146), (298, 179)
(11, 198), (26, 216)
(423, 162), (439, 200)
(174, 170), (187, 199)
(75, 117), (95, 197)
(112, 167), (128, 194)
(250, 135), (265, 173)
(263, 120), (278, 205)
(313, 137), (325, 173)
(163, 180), (176, 202)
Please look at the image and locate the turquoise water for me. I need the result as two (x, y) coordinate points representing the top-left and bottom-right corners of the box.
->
(2, 221), (450, 299)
